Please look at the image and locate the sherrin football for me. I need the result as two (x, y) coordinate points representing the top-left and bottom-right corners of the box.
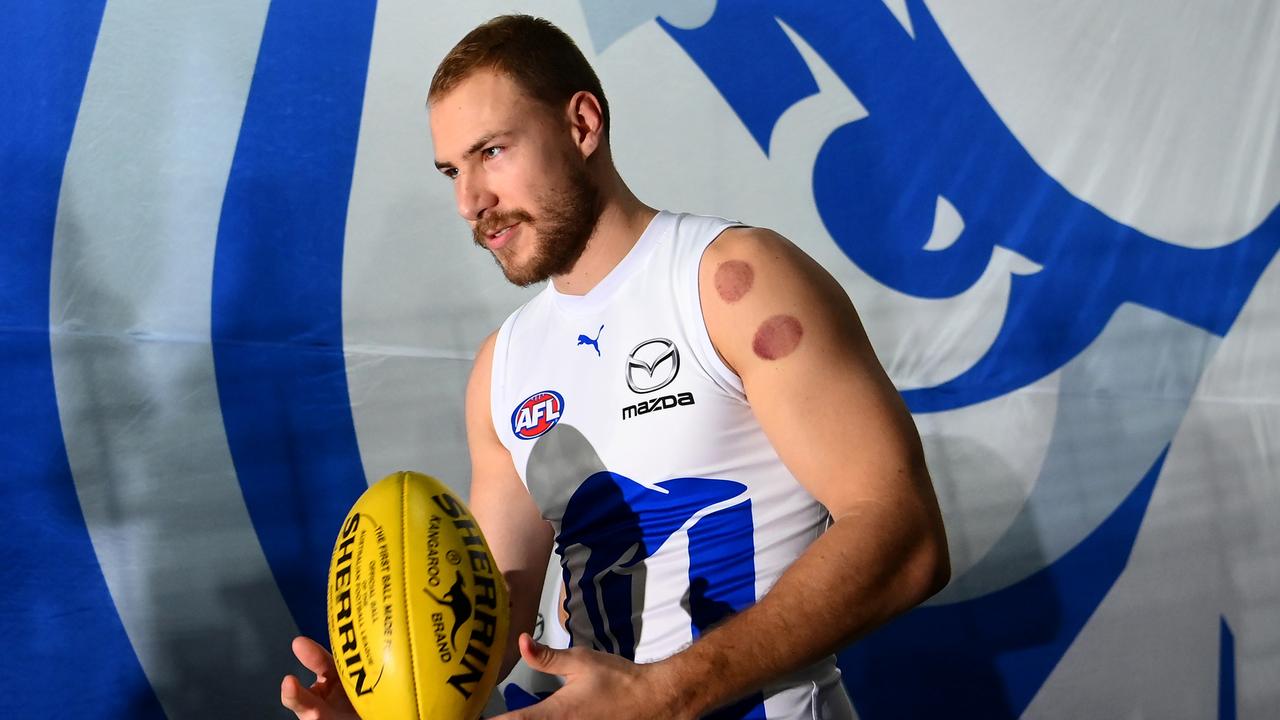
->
(327, 471), (509, 720)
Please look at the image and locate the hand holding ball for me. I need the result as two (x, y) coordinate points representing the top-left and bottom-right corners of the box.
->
(326, 471), (509, 719)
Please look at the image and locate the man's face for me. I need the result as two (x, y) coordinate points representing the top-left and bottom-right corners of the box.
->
(430, 70), (600, 287)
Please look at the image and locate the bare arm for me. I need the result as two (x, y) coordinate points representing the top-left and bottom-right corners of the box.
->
(640, 227), (950, 715)
(466, 331), (556, 679)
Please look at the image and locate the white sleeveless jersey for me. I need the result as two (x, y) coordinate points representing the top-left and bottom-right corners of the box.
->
(490, 211), (854, 719)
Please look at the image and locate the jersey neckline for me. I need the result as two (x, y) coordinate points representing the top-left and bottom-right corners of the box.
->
(548, 210), (673, 315)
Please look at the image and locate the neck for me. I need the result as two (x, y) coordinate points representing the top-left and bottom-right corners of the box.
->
(551, 175), (657, 296)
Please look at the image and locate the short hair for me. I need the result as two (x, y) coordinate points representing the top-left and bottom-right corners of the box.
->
(429, 15), (610, 138)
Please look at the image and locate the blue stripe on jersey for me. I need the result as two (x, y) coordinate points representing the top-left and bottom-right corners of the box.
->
(689, 500), (766, 719)
(557, 472), (766, 717)
(558, 473), (751, 659)
(211, 0), (377, 642)
(0, 2), (165, 717)
(688, 499), (757, 635)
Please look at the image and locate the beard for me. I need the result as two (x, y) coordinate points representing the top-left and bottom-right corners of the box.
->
(472, 162), (601, 287)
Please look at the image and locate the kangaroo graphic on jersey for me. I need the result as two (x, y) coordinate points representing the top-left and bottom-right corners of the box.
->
(425, 570), (472, 650)
(577, 325), (604, 356)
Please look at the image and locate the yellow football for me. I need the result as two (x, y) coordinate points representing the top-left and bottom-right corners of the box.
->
(326, 471), (509, 720)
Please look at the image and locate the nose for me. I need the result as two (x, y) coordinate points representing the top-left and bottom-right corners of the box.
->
(456, 171), (497, 223)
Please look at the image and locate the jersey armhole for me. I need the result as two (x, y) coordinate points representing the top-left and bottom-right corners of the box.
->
(488, 307), (523, 461)
(681, 219), (749, 401)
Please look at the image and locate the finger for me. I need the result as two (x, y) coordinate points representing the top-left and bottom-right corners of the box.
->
(517, 633), (570, 676)
(281, 674), (332, 720)
(292, 636), (338, 680)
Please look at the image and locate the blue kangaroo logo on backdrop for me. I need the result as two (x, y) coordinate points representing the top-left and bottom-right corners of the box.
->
(14, 1), (1273, 717)
(596, 1), (1280, 717)
(654, 0), (1280, 415)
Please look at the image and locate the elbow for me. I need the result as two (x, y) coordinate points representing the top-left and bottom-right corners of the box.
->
(920, 522), (952, 601)
(903, 517), (951, 607)
(906, 463), (951, 603)
(922, 530), (951, 599)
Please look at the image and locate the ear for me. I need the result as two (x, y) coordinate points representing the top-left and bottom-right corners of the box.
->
(565, 90), (605, 159)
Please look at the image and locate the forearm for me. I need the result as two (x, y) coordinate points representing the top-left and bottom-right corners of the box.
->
(650, 503), (948, 717)
(498, 565), (550, 680)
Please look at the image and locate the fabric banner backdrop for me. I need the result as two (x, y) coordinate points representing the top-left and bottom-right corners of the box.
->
(3, 1), (1277, 718)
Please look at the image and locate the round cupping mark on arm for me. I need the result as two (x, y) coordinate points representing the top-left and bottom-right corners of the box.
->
(752, 315), (804, 361)
(714, 260), (754, 303)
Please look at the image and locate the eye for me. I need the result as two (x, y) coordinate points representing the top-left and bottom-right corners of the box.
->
(482, 145), (504, 160)
(441, 167), (458, 180)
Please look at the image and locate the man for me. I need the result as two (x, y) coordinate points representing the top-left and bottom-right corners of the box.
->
(282, 14), (948, 720)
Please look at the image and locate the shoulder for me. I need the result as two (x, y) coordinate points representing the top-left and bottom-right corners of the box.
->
(699, 226), (856, 371)
(703, 225), (791, 261)
(699, 226), (839, 302)
(696, 221), (855, 316)
(473, 328), (499, 370)
(466, 329), (500, 411)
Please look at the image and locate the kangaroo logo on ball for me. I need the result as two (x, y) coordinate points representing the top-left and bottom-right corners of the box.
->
(425, 571), (473, 651)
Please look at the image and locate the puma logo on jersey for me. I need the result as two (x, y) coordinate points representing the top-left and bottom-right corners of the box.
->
(511, 390), (564, 440)
(577, 325), (604, 356)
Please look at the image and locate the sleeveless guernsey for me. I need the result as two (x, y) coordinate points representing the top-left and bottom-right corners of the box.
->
(489, 211), (854, 719)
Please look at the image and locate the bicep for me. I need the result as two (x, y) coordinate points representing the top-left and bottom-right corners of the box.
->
(702, 230), (931, 517)
(464, 334), (554, 635)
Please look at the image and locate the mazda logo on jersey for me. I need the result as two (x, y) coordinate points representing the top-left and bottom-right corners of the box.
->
(511, 390), (564, 440)
(625, 338), (680, 394)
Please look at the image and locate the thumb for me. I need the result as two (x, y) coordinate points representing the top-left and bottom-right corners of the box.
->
(281, 674), (333, 719)
(292, 636), (338, 680)
(517, 633), (569, 675)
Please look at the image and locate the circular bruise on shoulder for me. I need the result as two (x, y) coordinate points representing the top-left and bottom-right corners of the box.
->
(714, 259), (754, 303)
(752, 314), (803, 361)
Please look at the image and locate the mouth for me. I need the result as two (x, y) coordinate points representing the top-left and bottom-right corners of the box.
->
(485, 223), (518, 250)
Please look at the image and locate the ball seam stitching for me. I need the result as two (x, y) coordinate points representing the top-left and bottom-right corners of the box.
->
(401, 472), (424, 718)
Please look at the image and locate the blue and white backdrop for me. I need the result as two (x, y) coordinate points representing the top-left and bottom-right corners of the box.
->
(3, 1), (1278, 718)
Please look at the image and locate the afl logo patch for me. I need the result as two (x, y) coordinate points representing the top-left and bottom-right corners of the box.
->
(626, 338), (680, 394)
(511, 391), (564, 440)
